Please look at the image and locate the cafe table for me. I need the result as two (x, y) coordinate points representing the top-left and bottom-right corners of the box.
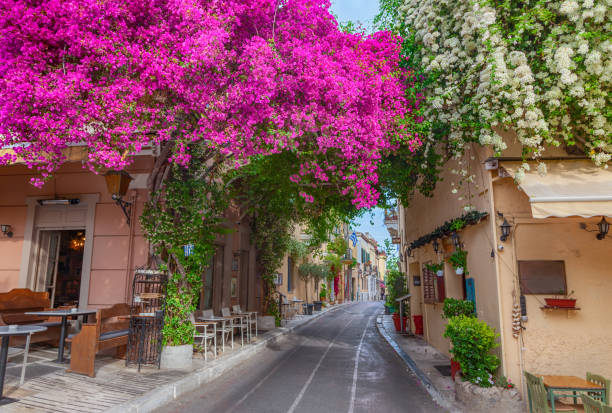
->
(198, 316), (234, 352)
(541, 375), (607, 413)
(0, 325), (47, 405)
(25, 309), (97, 363)
(290, 298), (304, 315)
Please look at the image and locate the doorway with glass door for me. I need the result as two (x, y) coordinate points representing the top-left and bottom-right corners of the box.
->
(34, 230), (86, 307)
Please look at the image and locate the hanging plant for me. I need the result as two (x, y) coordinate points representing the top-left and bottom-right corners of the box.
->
(426, 262), (444, 277)
(448, 250), (468, 275)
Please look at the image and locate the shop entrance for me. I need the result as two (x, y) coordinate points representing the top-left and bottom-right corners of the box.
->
(33, 230), (85, 307)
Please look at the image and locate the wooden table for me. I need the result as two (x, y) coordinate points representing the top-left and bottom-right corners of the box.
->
(25, 309), (96, 363)
(0, 325), (47, 405)
(541, 375), (606, 413)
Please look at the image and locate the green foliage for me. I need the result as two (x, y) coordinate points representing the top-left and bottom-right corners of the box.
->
(141, 144), (227, 346)
(287, 238), (309, 260)
(383, 238), (399, 272)
(406, 211), (488, 251)
(320, 283), (327, 300)
(442, 298), (475, 319)
(448, 250), (468, 273)
(426, 262), (444, 273)
(444, 315), (500, 387)
(450, 220), (465, 232)
(385, 269), (407, 308)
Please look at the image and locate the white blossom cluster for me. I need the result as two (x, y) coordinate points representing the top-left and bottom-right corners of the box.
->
(399, 0), (611, 172)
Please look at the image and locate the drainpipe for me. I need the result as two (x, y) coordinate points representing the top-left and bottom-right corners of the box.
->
(124, 191), (137, 303)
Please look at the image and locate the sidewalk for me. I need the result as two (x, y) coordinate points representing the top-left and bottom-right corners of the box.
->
(376, 314), (465, 413)
(1, 303), (347, 413)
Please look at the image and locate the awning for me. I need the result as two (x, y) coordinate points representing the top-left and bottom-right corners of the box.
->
(500, 160), (612, 219)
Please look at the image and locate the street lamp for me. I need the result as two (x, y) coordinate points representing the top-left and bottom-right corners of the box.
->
(451, 231), (461, 249)
(1, 224), (13, 238)
(432, 239), (439, 253)
(104, 170), (133, 225)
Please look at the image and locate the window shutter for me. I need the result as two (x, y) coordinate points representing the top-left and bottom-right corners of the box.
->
(422, 264), (436, 303)
(436, 275), (446, 302)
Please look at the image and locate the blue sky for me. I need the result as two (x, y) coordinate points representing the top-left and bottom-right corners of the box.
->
(330, 0), (380, 32)
(329, 1), (390, 248)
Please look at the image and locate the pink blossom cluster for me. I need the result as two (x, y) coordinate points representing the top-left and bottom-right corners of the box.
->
(0, 0), (420, 208)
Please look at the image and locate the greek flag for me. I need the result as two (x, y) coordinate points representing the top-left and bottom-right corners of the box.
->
(349, 232), (358, 247)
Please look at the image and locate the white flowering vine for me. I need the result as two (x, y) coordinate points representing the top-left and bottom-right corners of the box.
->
(399, 0), (611, 171)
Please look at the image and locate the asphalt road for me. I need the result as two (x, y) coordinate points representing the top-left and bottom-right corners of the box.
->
(155, 301), (446, 413)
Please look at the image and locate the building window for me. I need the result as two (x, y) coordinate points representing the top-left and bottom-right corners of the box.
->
(519, 260), (567, 295)
(423, 263), (445, 303)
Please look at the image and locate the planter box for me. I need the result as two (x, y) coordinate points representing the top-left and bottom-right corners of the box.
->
(392, 313), (408, 331)
(455, 379), (524, 413)
(302, 303), (314, 315)
(544, 298), (576, 308)
(160, 344), (193, 370)
(258, 315), (276, 330)
(412, 315), (424, 335)
(313, 301), (322, 312)
(451, 359), (461, 381)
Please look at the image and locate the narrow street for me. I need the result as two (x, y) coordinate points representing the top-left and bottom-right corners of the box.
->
(155, 302), (445, 413)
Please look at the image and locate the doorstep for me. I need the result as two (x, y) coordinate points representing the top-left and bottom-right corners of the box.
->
(0, 303), (347, 413)
(376, 314), (465, 413)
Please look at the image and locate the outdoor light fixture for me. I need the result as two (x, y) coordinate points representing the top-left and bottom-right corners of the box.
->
(38, 198), (80, 206)
(406, 248), (413, 258)
(500, 219), (512, 242)
(104, 170), (133, 225)
(580, 217), (610, 240)
(432, 239), (439, 253)
(451, 231), (461, 249)
(597, 217), (610, 240)
(1, 224), (13, 238)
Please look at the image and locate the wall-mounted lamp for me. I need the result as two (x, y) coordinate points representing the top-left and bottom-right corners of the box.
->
(104, 170), (133, 225)
(406, 248), (413, 258)
(451, 231), (461, 249)
(580, 217), (610, 240)
(1, 224), (13, 238)
(432, 239), (439, 253)
(597, 217), (610, 240)
(500, 219), (512, 242)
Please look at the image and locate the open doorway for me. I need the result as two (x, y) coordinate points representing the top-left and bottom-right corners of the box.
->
(33, 230), (85, 307)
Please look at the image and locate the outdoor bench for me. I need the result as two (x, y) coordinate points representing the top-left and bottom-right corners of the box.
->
(66, 303), (130, 377)
(0, 288), (62, 346)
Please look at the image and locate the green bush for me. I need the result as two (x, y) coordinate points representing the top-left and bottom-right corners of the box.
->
(385, 269), (407, 308)
(444, 315), (500, 387)
(448, 249), (468, 273)
(442, 298), (475, 319)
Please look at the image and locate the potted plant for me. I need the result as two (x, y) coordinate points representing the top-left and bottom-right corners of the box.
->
(386, 269), (408, 331)
(448, 250), (468, 275)
(441, 298), (475, 378)
(426, 262), (444, 277)
(544, 290), (576, 308)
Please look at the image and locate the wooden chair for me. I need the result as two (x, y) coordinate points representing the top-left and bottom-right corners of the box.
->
(66, 303), (130, 377)
(582, 395), (612, 413)
(587, 373), (610, 405)
(0, 289), (62, 346)
(189, 312), (216, 361)
(525, 372), (579, 413)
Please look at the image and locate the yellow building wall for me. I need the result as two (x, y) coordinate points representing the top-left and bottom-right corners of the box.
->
(402, 144), (503, 360)
(493, 176), (612, 394)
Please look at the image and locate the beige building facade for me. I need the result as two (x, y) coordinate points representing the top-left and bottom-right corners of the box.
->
(392, 142), (612, 400)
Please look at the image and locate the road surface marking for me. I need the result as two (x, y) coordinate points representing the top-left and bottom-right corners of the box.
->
(348, 315), (374, 413)
(286, 317), (355, 413)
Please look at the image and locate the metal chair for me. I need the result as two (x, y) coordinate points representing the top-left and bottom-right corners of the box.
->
(232, 305), (257, 339)
(525, 372), (578, 413)
(221, 307), (246, 346)
(582, 394), (612, 413)
(587, 373), (610, 405)
(281, 296), (296, 320)
(189, 312), (216, 361)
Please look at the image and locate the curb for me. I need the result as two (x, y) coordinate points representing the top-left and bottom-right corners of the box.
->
(375, 316), (462, 413)
(105, 303), (349, 413)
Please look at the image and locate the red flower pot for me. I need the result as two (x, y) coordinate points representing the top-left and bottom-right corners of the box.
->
(451, 359), (461, 381)
(545, 298), (576, 308)
(392, 313), (408, 331)
(413, 315), (424, 335)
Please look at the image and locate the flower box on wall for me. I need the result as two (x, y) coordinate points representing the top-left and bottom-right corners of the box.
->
(544, 298), (576, 308)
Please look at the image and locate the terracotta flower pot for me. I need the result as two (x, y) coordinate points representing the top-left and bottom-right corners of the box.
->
(544, 298), (576, 308)
(412, 315), (424, 335)
(451, 359), (461, 381)
(392, 312), (408, 331)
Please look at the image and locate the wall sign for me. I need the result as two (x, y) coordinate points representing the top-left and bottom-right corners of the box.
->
(413, 275), (421, 286)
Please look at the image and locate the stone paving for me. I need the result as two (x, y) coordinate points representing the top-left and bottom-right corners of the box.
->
(1, 308), (340, 413)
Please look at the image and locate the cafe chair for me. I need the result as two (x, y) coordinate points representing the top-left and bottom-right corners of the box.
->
(587, 373), (610, 405)
(582, 394), (612, 413)
(525, 372), (578, 413)
(189, 313), (216, 361)
(221, 307), (246, 346)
